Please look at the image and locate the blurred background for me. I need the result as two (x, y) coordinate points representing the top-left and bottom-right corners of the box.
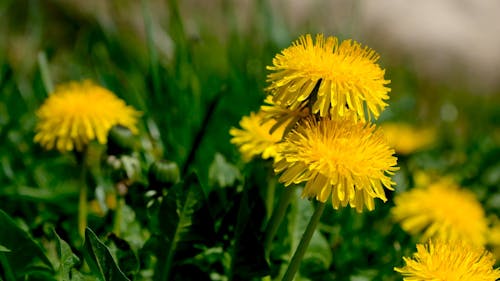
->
(2, 0), (499, 122)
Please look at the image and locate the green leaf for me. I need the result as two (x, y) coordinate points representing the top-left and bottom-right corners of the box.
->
(0, 245), (10, 252)
(0, 209), (54, 279)
(107, 233), (140, 278)
(208, 153), (241, 188)
(83, 228), (130, 281)
(155, 173), (215, 281)
(54, 231), (80, 281)
(229, 187), (270, 280)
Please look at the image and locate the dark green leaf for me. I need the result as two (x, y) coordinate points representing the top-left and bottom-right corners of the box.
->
(155, 173), (215, 281)
(107, 233), (140, 278)
(54, 231), (80, 281)
(229, 183), (270, 280)
(83, 228), (130, 281)
(0, 209), (54, 279)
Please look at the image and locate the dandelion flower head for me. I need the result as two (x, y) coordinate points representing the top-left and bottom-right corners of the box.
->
(487, 216), (500, 260)
(34, 80), (140, 152)
(394, 240), (500, 281)
(392, 178), (488, 246)
(381, 122), (436, 155)
(274, 117), (398, 212)
(266, 34), (390, 121)
(229, 110), (286, 162)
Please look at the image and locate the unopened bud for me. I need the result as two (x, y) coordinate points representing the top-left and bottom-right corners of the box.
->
(148, 160), (180, 190)
(107, 125), (136, 155)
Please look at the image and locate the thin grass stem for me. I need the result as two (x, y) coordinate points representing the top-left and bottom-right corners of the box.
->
(181, 89), (224, 175)
(37, 51), (53, 94)
(265, 175), (277, 221)
(141, 0), (161, 98)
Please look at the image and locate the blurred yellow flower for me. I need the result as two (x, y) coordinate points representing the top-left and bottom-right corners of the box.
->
(412, 170), (435, 188)
(395, 240), (500, 281)
(229, 110), (286, 162)
(259, 95), (309, 135)
(266, 34), (390, 121)
(89, 193), (117, 217)
(487, 216), (500, 260)
(274, 117), (398, 212)
(34, 80), (140, 152)
(392, 178), (488, 246)
(381, 122), (436, 155)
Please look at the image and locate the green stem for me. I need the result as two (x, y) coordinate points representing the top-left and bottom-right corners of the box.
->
(113, 196), (125, 236)
(265, 175), (276, 220)
(37, 51), (54, 94)
(282, 202), (326, 281)
(263, 186), (295, 257)
(77, 150), (88, 239)
(0, 252), (16, 281)
(78, 174), (87, 239)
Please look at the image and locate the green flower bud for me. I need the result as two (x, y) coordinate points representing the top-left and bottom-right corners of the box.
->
(107, 125), (136, 155)
(148, 160), (180, 190)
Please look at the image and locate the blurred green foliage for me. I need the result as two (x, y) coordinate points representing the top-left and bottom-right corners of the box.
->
(0, 0), (499, 280)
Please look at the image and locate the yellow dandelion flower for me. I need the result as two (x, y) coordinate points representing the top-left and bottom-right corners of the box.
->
(259, 95), (310, 134)
(274, 117), (398, 212)
(381, 122), (436, 155)
(412, 170), (435, 188)
(487, 216), (500, 260)
(229, 111), (286, 162)
(266, 34), (390, 121)
(394, 240), (500, 281)
(34, 80), (140, 152)
(392, 178), (488, 246)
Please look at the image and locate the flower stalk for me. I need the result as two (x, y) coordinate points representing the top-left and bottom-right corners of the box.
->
(282, 201), (326, 281)
(77, 149), (88, 239)
(113, 196), (125, 236)
(263, 186), (295, 257)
